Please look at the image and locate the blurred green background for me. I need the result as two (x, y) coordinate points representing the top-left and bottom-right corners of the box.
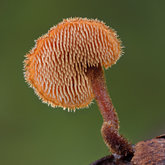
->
(1, 0), (165, 164)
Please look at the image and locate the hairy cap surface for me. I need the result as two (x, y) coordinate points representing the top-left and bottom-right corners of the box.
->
(24, 18), (122, 109)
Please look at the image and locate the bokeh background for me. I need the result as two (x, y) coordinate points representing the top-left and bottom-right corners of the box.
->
(1, 0), (165, 164)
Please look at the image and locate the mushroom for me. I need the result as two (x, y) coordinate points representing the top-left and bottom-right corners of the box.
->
(24, 18), (133, 157)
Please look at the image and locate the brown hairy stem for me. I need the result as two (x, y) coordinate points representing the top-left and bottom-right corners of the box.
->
(86, 65), (134, 157)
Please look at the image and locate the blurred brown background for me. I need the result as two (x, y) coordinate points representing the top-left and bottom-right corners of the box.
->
(0, 0), (165, 164)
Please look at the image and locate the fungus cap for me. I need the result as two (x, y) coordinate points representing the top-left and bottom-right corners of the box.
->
(24, 18), (122, 110)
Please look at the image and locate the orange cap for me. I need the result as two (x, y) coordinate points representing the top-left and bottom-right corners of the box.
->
(24, 18), (122, 110)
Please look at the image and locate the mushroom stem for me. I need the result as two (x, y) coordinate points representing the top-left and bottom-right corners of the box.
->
(86, 64), (134, 157)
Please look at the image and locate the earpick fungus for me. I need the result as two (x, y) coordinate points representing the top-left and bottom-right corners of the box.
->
(24, 18), (133, 157)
